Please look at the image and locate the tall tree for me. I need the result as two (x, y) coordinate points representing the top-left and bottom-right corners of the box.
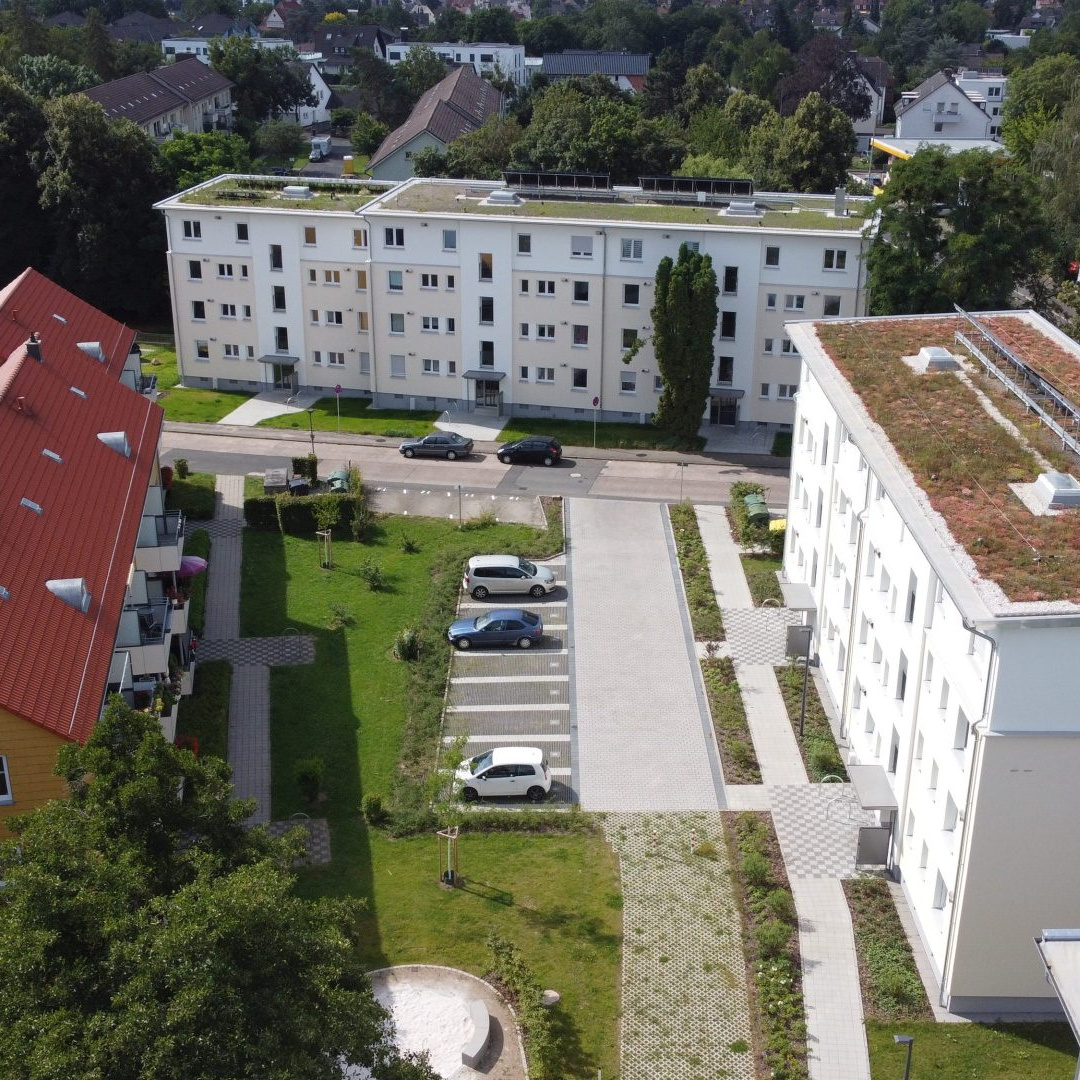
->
(253, 117), (306, 164)
(774, 35), (871, 118)
(0, 701), (436, 1080)
(1033, 94), (1080, 262)
(159, 130), (252, 190)
(393, 43), (447, 99)
(16, 53), (97, 99)
(80, 7), (115, 81)
(650, 243), (719, 441)
(866, 147), (1052, 314)
(445, 114), (522, 178)
(0, 73), (48, 287)
(36, 95), (167, 317)
(465, 6), (517, 43)
(1002, 54), (1080, 164)
(210, 37), (316, 128)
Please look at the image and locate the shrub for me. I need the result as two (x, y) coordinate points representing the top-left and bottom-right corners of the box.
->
(160, 465), (174, 490)
(173, 457), (190, 478)
(350, 498), (374, 543)
(693, 840), (718, 859)
(400, 533), (420, 553)
(294, 757), (324, 803)
(741, 848), (772, 887)
(461, 509), (497, 530)
(327, 602), (353, 630)
(244, 495), (280, 531)
(361, 792), (387, 826)
(358, 560), (385, 591)
(278, 492), (351, 535)
(756, 918), (791, 958)
(394, 627), (420, 661)
(765, 887), (796, 924)
(487, 934), (557, 1080)
(669, 502), (725, 641)
(808, 737), (844, 779)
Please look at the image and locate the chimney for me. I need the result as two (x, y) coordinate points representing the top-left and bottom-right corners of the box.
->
(26, 332), (42, 362)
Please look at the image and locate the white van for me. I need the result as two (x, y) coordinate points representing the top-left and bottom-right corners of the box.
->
(463, 555), (556, 600)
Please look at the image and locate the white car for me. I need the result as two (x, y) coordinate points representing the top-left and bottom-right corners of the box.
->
(456, 747), (551, 802)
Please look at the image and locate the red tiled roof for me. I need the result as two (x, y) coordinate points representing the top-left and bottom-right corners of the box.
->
(0, 269), (163, 744)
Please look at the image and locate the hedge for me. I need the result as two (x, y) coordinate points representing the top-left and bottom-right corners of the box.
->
(243, 487), (368, 535)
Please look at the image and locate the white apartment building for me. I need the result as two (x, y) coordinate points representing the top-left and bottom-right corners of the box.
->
(385, 41), (527, 86)
(953, 69), (1008, 138)
(781, 309), (1080, 1015)
(895, 69), (1005, 142)
(156, 175), (873, 432)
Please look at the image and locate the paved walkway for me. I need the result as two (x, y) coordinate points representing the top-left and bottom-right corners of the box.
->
(196, 475), (321, 843)
(693, 503), (873, 1080)
(570, 498), (724, 811)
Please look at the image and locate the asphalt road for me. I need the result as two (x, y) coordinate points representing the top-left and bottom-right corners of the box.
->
(161, 424), (791, 508)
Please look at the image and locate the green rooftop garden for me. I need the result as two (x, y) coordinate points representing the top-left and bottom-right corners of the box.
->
(176, 176), (384, 212)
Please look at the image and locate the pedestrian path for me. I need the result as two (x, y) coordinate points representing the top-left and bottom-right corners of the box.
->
(196, 475), (322, 851)
(692, 503), (872, 1080)
(570, 499), (723, 811)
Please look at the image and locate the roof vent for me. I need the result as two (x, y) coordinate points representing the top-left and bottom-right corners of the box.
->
(52, 313), (67, 324)
(20, 497), (43, 515)
(77, 341), (105, 363)
(46, 577), (91, 613)
(42, 448), (63, 463)
(905, 346), (961, 374)
(97, 431), (131, 458)
(833, 186), (848, 218)
(1035, 471), (1080, 509)
(280, 185), (313, 199)
(481, 187), (522, 207)
(26, 332), (42, 362)
(0, 585), (9, 602)
(70, 385), (87, 399)
(721, 200), (763, 218)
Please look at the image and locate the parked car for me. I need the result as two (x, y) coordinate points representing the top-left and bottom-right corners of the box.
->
(497, 435), (562, 466)
(463, 555), (556, 600)
(399, 432), (474, 459)
(447, 608), (543, 650)
(456, 746), (551, 802)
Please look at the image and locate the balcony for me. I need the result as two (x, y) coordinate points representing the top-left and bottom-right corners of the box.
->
(116, 599), (173, 679)
(134, 510), (185, 574)
(105, 649), (136, 711)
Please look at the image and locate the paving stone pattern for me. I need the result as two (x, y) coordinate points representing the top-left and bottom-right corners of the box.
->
(197, 635), (316, 666)
(266, 816), (332, 865)
(604, 813), (755, 1080)
(770, 785), (876, 880)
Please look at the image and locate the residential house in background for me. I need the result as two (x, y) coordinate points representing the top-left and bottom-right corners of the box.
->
(895, 70), (1003, 141)
(386, 40), (527, 87)
(367, 66), (504, 180)
(539, 51), (651, 93)
(0, 268), (193, 835)
(260, 0), (303, 34)
(953, 69), (1008, 137)
(107, 11), (178, 45)
(161, 18), (294, 63)
(315, 25), (399, 78)
(289, 62), (335, 128)
(852, 54), (893, 153)
(83, 56), (234, 138)
(782, 308), (1080, 1016)
(156, 174), (872, 431)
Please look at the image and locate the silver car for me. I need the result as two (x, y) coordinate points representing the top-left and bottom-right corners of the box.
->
(462, 555), (556, 600)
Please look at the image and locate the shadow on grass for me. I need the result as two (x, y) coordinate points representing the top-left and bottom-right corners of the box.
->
(518, 906), (622, 950)
(459, 879), (514, 906)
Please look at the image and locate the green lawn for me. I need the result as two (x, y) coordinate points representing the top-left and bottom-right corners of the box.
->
(166, 472), (216, 520)
(499, 417), (704, 452)
(140, 342), (179, 389)
(739, 553), (784, 606)
(140, 340), (254, 422)
(258, 396), (440, 437)
(866, 1020), (1077, 1079)
(238, 514), (622, 1077)
(175, 658), (230, 761)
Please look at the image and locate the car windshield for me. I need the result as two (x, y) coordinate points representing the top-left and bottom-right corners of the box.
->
(474, 613), (494, 629)
(517, 558), (537, 575)
(469, 750), (493, 775)
(448, 432), (466, 443)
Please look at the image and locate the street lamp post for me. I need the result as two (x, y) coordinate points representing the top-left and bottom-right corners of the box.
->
(894, 1034), (914, 1080)
(306, 408), (315, 456)
(798, 623), (813, 738)
(676, 461), (689, 502)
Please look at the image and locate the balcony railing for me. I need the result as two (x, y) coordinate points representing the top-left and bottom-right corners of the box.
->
(135, 510), (185, 574)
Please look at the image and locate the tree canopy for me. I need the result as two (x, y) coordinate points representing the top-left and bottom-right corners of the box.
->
(1002, 54), (1080, 163)
(0, 700), (436, 1080)
(210, 37), (316, 129)
(159, 130), (252, 190)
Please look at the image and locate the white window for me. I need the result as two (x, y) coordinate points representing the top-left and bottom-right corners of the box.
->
(191, 300), (206, 321)
(943, 793), (958, 831)
(0, 754), (12, 804)
(933, 872), (948, 909)
(536, 366), (554, 382)
(245, 344), (254, 359)
(778, 384), (797, 400)
(389, 313), (404, 334)
(785, 294), (805, 311)
(421, 273), (438, 288)
(446, 274), (455, 290)
(442, 228), (456, 251)
(388, 270), (403, 292)
(824, 249), (847, 270)
(765, 246), (780, 267)
(359, 351), (371, 374)
(766, 292), (777, 310)
(478, 253), (493, 281)
(358, 311), (369, 332)
(823, 295), (842, 317)
(243, 305), (251, 319)
(781, 338), (799, 355)
(304, 226), (317, 245)
(422, 357), (440, 374)
(621, 328), (637, 351)
(621, 238), (643, 261)
(422, 316), (440, 332)
(537, 324), (555, 339)
(310, 309), (319, 324)
(307, 269), (317, 284)
(221, 303), (236, 319)
(519, 365), (529, 380)
(236, 223), (248, 242)
(572, 367), (588, 388)
(183, 219), (201, 239)
(390, 354), (406, 377)
(573, 281), (589, 302)
(517, 233), (531, 254)
(240, 265), (248, 280)
(325, 310), (343, 326)
(356, 270), (368, 291)
(385, 227), (404, 247)
(620, 371), (637, 393)
(324, 269), (341, 285)
(624, 283), (640, 306)
(223, 343), (240, 359)
(195, 340), (209, 360)
(312, 349), (322, 365)
(571, 235), (593, 258)
(572, 325), (589, 347)
(519, 279), (529, 294)
(759, 383), (770, 399)
(218, 263), (233, 279)
(537, 280), (555, 296)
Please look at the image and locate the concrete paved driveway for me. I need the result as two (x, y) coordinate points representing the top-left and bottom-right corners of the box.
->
(568, 498), (725, 811)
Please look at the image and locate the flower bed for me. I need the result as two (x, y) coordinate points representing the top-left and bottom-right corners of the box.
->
(702, 654), (761, 784)
(670, 503), (725, 641)
(774, 663), (847, 781)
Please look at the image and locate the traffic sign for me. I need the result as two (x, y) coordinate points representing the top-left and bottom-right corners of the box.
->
(592, 395), (600, 408)
(334, 384), (342, 395)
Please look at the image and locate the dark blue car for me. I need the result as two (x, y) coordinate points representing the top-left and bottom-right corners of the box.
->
(447, 609), (543, 650)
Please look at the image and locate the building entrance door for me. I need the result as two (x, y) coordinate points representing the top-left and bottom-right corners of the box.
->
(272, 364), (296, 391)
(477, 379), (500, 407)
(710, 396), (738, 425)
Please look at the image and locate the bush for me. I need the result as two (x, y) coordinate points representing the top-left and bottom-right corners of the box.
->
(741, 848), (772, 888)
(394, 627), (420, 661)
(161, 465), (174, 490)
(174, 457), (190, 478)
(669, 502), (724, 641)
(400, 533), (420, 553)
(808, 737), (844, 779)
(358, 560), (385, 591)
(766, 887), (797, 923)
(291, 454), (319, 484)
(361, 792), (387, 826)
(294, 757), (324, 803)
(244, 495), (280, 531)
(756, 918), (792, 959)
(487, 934), (557, 1080)
(729, 480), (774, 551)
(174, 658), (230, 760)
(278, 492), (350, 535)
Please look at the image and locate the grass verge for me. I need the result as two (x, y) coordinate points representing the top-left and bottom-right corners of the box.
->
(139, 342), (179, 389)
(258, 397), (439, 437)
(774, 663), (847, 781)
(741, 553), (784, 606)
(157, 385), (255, 423)
(669, 502), (724, 641)
(702, 653), (760, 784)
(185, 529), (211, 635)
(167, 472), (216, 520)
(175, 658), (230, 761)
(866, 1020), (1077, 1078)
(725, 811), (807, 1080)
(498, 417), (705, 452)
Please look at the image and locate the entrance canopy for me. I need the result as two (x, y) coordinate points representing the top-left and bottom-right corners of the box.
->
(708, 387), (745, 398)
(847, 764), (899, 811)
(462, 370), (506, 381)
(778, 578), (816, 611)
(257, 354), (300, 367)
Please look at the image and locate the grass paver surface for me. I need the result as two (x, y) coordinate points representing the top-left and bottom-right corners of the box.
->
(239, 515), (621, 1078)
(605, 812), (753, 1080)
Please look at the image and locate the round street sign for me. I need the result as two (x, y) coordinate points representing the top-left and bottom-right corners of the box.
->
(334, 384), (342, 395)
(592, 396), (600, 408)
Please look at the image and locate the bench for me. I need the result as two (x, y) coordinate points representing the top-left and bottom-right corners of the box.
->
(461, 999), (491, 1068)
